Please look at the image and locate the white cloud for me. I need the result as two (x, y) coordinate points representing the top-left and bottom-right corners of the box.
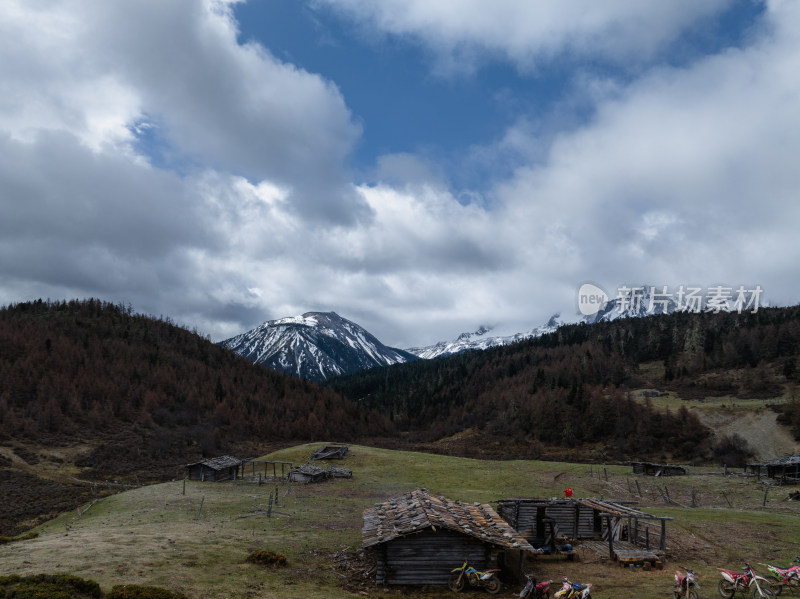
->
(0, 0), (363, 220)
(315, 0), (733, 73)
(1, 0), (800, 350)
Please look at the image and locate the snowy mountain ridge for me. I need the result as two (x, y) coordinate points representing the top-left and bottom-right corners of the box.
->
(405, 314), (565, 359)
(222, 287), (756, 380)
(219, 311), (417, 382)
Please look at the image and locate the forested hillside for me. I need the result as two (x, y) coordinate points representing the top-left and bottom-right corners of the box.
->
(3, 299), (800, 535)
(0, 299), (391, 468)
(327, 306), (800, 460)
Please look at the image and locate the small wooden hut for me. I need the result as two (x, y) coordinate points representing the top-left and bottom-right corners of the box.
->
(310, 445), (349, 460)
(288, 462), (353, 483)
(363, 488), (534, 586)
(751, 454), (800, 484)
(186, 455), (243, 481)
(289, 463), (329, 483)
(630, 461), (687, 476)
(496, 497), (670, 565)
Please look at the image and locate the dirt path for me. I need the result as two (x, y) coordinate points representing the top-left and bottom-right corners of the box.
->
(693, 407), (799, 461)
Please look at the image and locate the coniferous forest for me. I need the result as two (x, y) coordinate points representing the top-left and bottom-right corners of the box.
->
(0, 299), (391, 470)
(2, 299), (800, 535)
(326, 306), (800, 459)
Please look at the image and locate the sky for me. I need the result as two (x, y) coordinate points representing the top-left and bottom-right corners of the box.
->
(2, 0), (800, 349)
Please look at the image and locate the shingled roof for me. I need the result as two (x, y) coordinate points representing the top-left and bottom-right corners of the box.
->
(187, 455), (242, 470)
(363, 488), (534, 551)
(766, 454), (800, 466)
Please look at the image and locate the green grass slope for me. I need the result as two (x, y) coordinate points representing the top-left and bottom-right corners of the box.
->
(1, 444), (799, 599)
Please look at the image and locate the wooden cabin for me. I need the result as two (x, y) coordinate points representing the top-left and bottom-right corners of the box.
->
(751, 454), (800, 484)
(496, 497), (670, 563)
(310, 444), (349, 460)
(363, 488), (534, 586)
(289, 463), (329, 483)
(496, 497), (593, 543)
(288, 462), (352, 483)
(186, 455), (243, 481)
(630, 461), (687, 476)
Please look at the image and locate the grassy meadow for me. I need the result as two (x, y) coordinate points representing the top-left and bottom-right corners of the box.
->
(1, 443), (799, 598)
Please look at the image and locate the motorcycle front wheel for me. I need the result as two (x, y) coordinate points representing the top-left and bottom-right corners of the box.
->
(766, 576), (783, 597)
(448, 572), (466, 593)
(719, 580), (736, 599)
(752, 585), (776, 599)
(484, 577), (502, 594)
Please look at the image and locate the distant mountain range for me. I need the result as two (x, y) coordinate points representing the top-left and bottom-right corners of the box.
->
(584, 287), (679, 323)
(405, 314), (566, 359)
(219, 311), (417, 382)
(222, 288), (735, 380)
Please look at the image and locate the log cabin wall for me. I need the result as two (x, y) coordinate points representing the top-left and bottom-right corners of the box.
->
(375, 528), (490, 586)
(497, 500), (594, 541)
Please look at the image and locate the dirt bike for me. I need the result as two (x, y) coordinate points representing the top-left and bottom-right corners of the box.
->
(553, 576), (592, 599)
(718, 564), (776, 599)
(674, 566), (700, 599)
(760, 558), (800, 596)
(448, 560), (502, 594)
(519, 574), (551, 599)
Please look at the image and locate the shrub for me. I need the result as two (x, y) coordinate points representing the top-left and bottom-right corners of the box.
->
(106, 585), (188, 599)
(245, 549), (287, 567)
(0, 531), (39, 545)
(0, 573), (102, 598)
(712, 433), (752, 467)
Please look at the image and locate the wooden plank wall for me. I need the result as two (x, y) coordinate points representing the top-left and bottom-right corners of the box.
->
(544, 504), (593, 538)
(497, 501), (594, 541)
(375, 529), (490, 586)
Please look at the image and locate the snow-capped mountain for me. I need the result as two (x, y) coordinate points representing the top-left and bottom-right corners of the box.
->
(584, 286), (679, 324)
(406, 314), (565, 359)
(220, 311), (417, 382)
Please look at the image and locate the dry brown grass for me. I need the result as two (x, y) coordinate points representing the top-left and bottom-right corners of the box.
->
(1, 443), (799, 599)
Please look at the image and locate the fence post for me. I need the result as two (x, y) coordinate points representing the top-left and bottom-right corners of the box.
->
(183, 478), (186, 495)
(196, 495), (205, 520)
(267, 494), (273, 518)
(635, 479), (642, 498)
(763, 486), (769, 506)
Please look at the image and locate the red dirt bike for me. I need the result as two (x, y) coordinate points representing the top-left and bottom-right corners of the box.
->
(553, 576), (592, 599)
(760, 558), (800, 596)
(519, 574), (551, 599)
(448, 560), (502, 594)
(718, 564), (776, 599)
(674, 567), (700, 599)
